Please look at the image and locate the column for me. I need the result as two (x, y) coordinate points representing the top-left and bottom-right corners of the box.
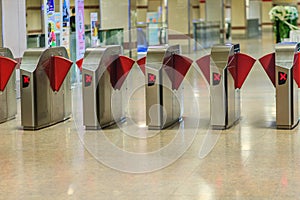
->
(261, 0), (273, 29)
(191, 0), (199, 20)
(199, 0), (205, 19)
(168, 0), (189, 34)
(205, 0), (222, 22)
(205, 0), (225, 42)
(2, 0), (26, 58)
(136, 0), (148, 23)
(231, 0), (246, 37)
(100, 0), (136, 57)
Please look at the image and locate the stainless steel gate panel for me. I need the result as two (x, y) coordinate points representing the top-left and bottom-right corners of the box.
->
(20, 47), (72, 130)
(145, 45), (186, 130)
(82, 45), (129, 129)
(0, 91), (7, 122)
(210, 44), (240, 129)
(0, 48), (17, 123)
(275, 43), (300, 129)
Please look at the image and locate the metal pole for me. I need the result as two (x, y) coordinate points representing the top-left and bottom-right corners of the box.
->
(43, 0), (48, 48)
(188, 0), (191, 53)
(165, 0), (168, 44)
(220, 0), (225, 43)
(99, 0), (102, 29)
(128, 0), (132, 58)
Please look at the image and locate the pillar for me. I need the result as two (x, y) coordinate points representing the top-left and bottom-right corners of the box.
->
(168, 0), (189, 34)
(2, 0), (26, 58)
(205, 0), (222, 22)
(191, 0), (199, 20)
(205, 0), (225, 42)
(199, 0), (205, 19)
(100, 0), (137, 57)
(261, 0), (273, 29)
(231, 0), (246, 37)
(136, 0), (148, 23)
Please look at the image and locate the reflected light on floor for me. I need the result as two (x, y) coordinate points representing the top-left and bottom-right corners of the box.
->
(138, 123), (147, 128)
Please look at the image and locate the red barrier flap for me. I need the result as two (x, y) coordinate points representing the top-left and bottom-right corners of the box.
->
(293, 52), (300, 87)
(108, 55), (135, 90)
(164, 54), (193, 90)
(47, 56), (73, 92)
(137, 56), (146, 75)
(76, 58), (83, 72)
(195, 55), (210, 84)
(0, 56), (17, 91)
(258, 52), (276, 87)
(227, 55), (237, 86)
(234, 53), (256, 89)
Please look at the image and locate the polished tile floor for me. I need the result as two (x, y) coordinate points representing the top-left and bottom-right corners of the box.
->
(1, 30), (300, 199)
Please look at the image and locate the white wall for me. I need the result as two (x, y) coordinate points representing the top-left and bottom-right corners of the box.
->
(2, 0), (26, 58)
(205, 0), (222, 22)
(100, 0), (128, 30)
(248, 0), (261, 22)
(168, 0), (189, 34)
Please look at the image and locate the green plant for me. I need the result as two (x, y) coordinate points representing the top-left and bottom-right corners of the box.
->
(269, 5), (298, 43)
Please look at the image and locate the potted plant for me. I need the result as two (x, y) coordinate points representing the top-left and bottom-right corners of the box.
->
(269, 5), (298, 43)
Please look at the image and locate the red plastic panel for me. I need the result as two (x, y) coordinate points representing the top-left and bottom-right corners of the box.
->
(293, 52), (300, 87)
(76, 58), (84, 71)
(137, 56), (146, 75)
(195, 55), (210, 84)
(234, 53), (256, 89)
(108, 55), (135, 90)
(227, 55), (237, 86)
(0, 56), (17, 91)
(164, 54), (193, 90)
(258, 52), (276, 87)
(45, 56), (73, 92)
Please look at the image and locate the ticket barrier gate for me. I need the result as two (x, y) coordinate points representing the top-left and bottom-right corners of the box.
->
(196, 43), (256, 129)
(259, 42), (300, 129)
(137, 45), (193, 130)
(82, 46), (135, 129)
(20, 47), (73, 130)
(0, 48), (18, 123)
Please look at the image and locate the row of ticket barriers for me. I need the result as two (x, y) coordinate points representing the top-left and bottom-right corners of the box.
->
(0, 42), (300, 130)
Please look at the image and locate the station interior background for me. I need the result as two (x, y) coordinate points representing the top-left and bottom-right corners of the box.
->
(3, 0), (300, 199)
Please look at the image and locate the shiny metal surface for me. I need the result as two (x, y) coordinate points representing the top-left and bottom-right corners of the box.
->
(210, 44), (240, 129)
(82, 45), (124, 129)
(145, 45), (182, 130)
(0, 48), (16, 123)
(3, 31), (300, 200)
(275, 42), (300, 129)
(20, 47), (71, 130)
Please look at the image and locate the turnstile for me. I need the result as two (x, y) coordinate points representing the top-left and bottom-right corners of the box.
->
(143, 45), (193, 130)
(0, 48), (18, 123)
(259, 42), (300, 129)
(20, 47), (73, 130)
(82, 45), (135, 129)
(196, 43), (255, 129)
